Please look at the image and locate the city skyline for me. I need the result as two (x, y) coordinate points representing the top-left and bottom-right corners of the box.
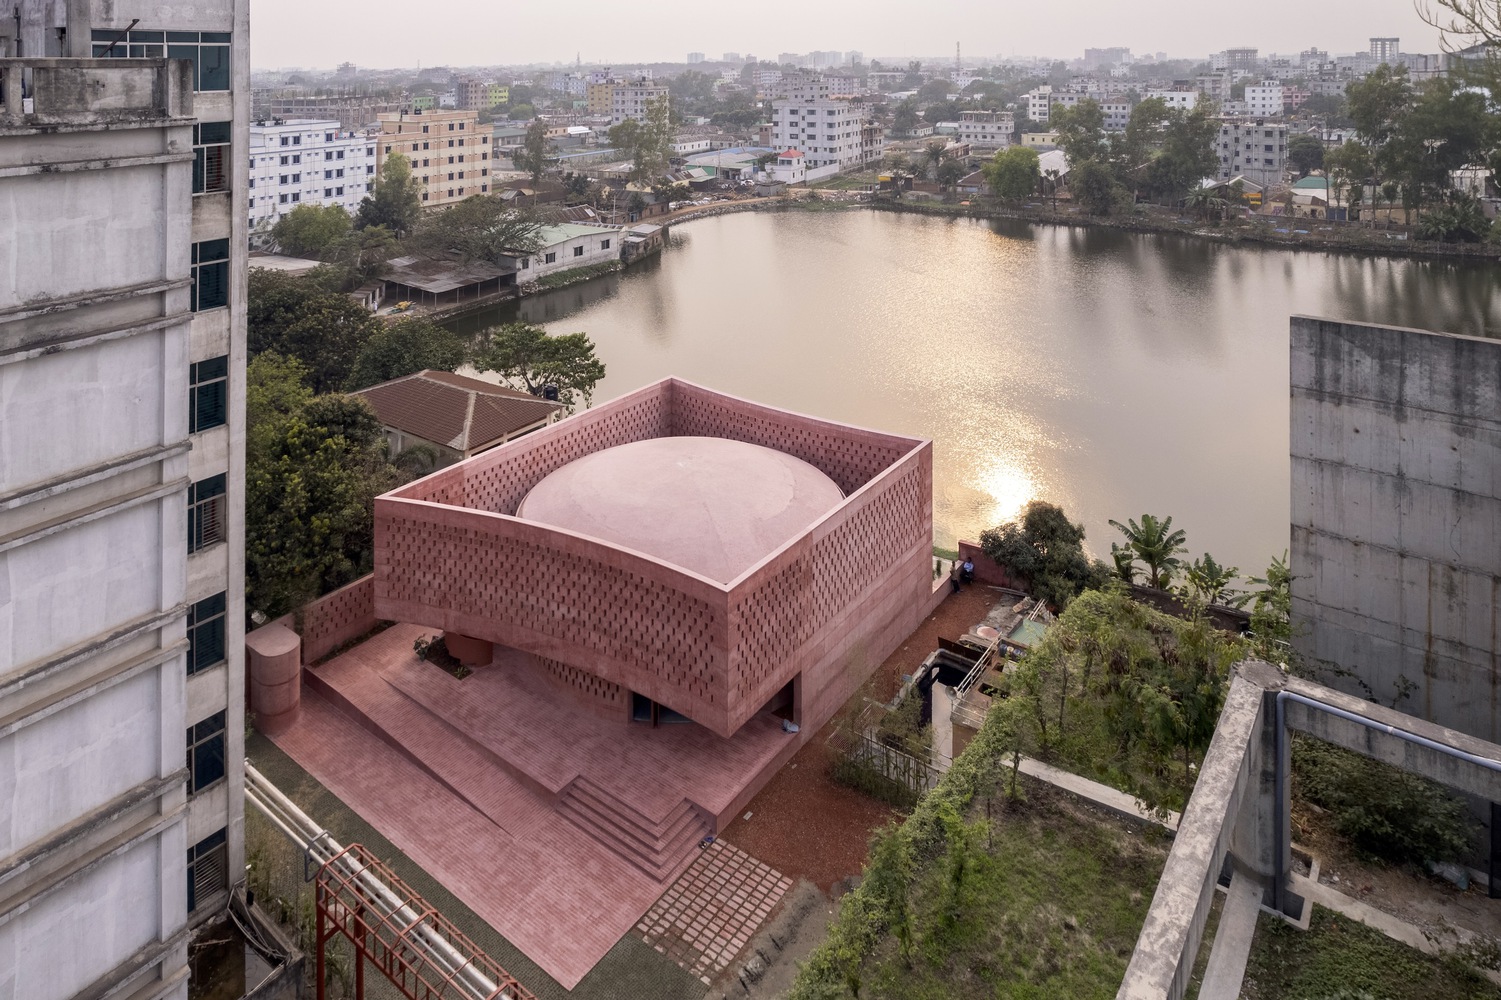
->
(250, 0), (1447, 70)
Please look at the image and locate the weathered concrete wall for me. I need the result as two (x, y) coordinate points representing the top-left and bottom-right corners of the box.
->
(1290, 316), (1501, 741)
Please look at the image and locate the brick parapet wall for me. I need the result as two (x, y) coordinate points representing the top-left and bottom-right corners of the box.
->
(245, 574), (379, 668)
(375, 378), (934, 739)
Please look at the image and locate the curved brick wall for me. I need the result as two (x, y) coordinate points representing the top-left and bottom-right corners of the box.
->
(376, 378), (933, 738)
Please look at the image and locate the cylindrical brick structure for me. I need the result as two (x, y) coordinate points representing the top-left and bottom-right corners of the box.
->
(443, 631), (494, 667)
(247, 624), (302, 736)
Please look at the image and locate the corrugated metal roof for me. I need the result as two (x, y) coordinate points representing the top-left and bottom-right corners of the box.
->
(354, 370), (563, 452)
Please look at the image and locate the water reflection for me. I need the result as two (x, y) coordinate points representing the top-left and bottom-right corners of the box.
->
(447, 211), (1501, 572)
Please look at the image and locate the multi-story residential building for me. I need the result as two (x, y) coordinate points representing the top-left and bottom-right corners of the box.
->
(769, 74), (882, 172)
(612, 78), (669, 125)
(1146, 89), (1200, 111)
(1215, 119), (1288, 188)
(2, 1), (248, 999)
(586, 80), (617, 115)
(375, 108), (490, 209)
(487, 83), (510, 108)
(248, 119), (375, 232)
(955, 110), (1015, 149)
(1370, 37), (1400, 63)
(1100, 98), (1133, 131)
(1027, 85), (1054, 122)
(1211, 47), (1260, 73)
(254, 92), (404, 130)
(1245, 81), (1285, 118)
(687, 52), (705, 64)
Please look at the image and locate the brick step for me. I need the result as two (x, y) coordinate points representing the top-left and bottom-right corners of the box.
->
(558, 780), (710, 880)
(564, 778), (707, 855)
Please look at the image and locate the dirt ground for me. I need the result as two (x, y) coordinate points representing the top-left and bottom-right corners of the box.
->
(1293, 798), (1501, 943)
(721, 583), (1003, 891)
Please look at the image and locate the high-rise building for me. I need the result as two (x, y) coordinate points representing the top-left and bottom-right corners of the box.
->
(1, 0), (249, 997)
(375, 107), (489, 209)
(687, 51), (705, 64)
(770, 74), (883, 172)
(1370, 37), (1401, 63)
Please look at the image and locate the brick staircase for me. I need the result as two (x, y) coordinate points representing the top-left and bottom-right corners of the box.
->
(557, 776), (711, 881)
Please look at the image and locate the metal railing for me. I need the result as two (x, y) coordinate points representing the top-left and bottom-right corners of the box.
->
(245, 762), (532, 1000)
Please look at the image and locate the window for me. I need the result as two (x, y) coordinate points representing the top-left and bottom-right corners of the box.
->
(188, 473), (227, 551)
(368, 164), (375, 174)
(187, 592), (226, 675)
(293, 135), (301, 145)
(190, 239), (229, 311)
(186, 711), (226, 794)
(281, 137), (290, 147)
(290, 173), (300, 183)
(292, 154), (301, 164)
(192, 121), (231, 194)
(187, 829), (228, 913)
(325, 132), (335, 142)
(519, 258), (528, 269)
(279, 193), (288, 204)
(544, 252), (556, 264)
(93, 29), (231, 91)
(325, 187), (333, 197)
(601, 239), (611, 250)
(279, 174), (288, 184)
(573, 245), (584, 257)
(190, 356), (228, 432)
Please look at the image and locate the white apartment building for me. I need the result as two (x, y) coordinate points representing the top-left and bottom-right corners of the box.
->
(1245, 81), (1285, 118)
(612, 79), (669, 125)
(955, 110), (1014, 149)
(770, 75), (882, 172)
(2, 3), (248, 1000)
(1146, 89), (1200, 111)
(1216, 120), (1288, 188)
(249, 119), (375, 232)
(1027, 85), (1054, 122)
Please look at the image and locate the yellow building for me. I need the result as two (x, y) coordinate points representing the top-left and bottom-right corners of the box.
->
(586, 81), (615, 116)
(375, 108), (490, 209)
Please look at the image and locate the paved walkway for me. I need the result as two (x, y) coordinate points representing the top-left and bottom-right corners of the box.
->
(638, 840), (793, 986)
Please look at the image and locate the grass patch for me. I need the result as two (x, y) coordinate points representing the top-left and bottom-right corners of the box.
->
(1241, 909), (1501, 1000)
(859, 783), (1165, 1000)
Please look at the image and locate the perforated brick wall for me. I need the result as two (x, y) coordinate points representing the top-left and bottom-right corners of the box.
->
(375, 378), (933, 739)
(300, 574), (378, 665)
(538, 654), (626, 718)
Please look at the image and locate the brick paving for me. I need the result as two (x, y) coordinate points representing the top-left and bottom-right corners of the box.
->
(266, 622), (801, 989)
(637, 840), (793, 985)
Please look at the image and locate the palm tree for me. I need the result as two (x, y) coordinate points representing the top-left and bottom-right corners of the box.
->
(1108, 514), (1187, 590)
(922, 141), (947, 181)
(1043, 168), (1062, 212)
(1110, 542), (1138, 583)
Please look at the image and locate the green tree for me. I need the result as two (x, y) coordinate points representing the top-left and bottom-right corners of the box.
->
(1050, 99), (1111, 166)
(1136, 105), (1220, 203)
(270, 203), (353, 258)
(1069, 158), (1123, 216)
(409, 195), (542, 264)
(983, 145), (1041, 200)
(246, 352), (313, 457)
(1287, 133), (1326, 176)
(247, 268), (382, 393)
(609, 96), (673, 183)
(921, 140), (947, 181)
(1108, 514), (1187, 590)
(1347, 64), (1413, 148)
(312, 224), (398, 292)
(977, 500), (1109, 609)
(512, 120), (553, 184)
(936, 159), (967, 189)
(247, 396), (398, 619)
(471, 322), (606, 411)
(891, 99), (919, 136)
(346, 317), (469, 390)
(1418, 191), (1493, 241)
(354, 151), (422, 237)
(1324, 141), (1373, 217)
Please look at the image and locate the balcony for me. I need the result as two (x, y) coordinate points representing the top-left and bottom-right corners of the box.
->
(0, 57), (193, 131)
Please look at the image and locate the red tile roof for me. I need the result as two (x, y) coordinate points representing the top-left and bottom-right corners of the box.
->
(354, 370), (563, 453)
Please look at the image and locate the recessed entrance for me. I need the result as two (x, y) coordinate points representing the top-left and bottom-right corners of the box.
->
(631, 692), (694, 726)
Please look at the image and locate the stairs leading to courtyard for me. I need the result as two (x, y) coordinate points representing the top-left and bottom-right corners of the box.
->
(557, 776), (711, 881)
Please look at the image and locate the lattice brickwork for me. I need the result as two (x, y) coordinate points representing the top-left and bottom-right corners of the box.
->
(539, 655), (625, 709)
(379, 511), (726, 714)
(728, 455), (930, 710)
(300, 574), (378, 665)
(668, 382), (908, 496)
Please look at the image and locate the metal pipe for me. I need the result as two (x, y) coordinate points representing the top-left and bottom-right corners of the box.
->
(244, 763), (510, 999)
(1273, 690), (1501, 914)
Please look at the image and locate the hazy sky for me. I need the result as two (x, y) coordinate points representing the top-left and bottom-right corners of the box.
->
(250, 0), (1446, 70)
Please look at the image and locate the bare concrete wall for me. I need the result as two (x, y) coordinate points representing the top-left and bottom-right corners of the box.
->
(1290, 316), (1501, 740)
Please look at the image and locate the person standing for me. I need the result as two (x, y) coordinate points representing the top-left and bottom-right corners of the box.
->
(949, 560), (963, 594)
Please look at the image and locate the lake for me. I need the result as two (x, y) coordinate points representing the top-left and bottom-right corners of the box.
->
(448, 209), (1501, 577)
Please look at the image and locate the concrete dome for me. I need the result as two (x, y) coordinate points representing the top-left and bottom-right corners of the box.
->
(517, 436), (844, 584)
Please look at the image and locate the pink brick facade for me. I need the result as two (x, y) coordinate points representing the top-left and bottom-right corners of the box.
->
(374, 379), (934, 739)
